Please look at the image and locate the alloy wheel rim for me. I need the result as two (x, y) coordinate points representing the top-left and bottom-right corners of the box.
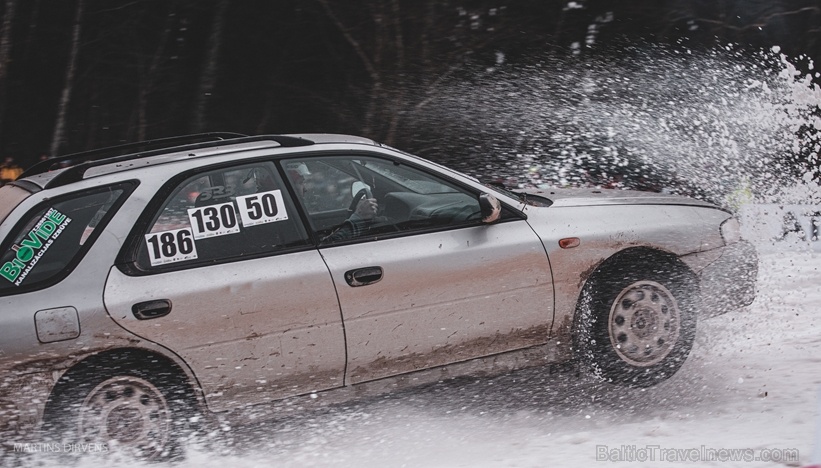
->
(608, 280), (681, 367)
(78, 375), (170, 457)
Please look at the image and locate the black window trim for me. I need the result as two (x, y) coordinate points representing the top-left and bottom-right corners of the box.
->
(117, 159), (316, 277)
(116, 148), (529, 275)
(277, 150), (527, 249)
(0, 180), (138, 297)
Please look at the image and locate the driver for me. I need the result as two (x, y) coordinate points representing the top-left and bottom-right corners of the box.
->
(324, 195), (378, 242)
(285, 162), (379, 242)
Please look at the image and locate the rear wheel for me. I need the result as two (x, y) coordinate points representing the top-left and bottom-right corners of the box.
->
(575, 256), (698, 387)
(44, 359), (198, 460)
(78, 374), (172, 454)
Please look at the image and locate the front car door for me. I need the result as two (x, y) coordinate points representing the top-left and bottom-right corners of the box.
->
(104, 161), (346, 411)
(283, 154), (554, 383)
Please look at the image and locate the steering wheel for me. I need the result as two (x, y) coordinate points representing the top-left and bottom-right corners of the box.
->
(348, 188), (369, 213)
(344, 188), (401, 235)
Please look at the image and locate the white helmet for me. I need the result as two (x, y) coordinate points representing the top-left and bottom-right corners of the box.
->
(286, 162), (311, 178)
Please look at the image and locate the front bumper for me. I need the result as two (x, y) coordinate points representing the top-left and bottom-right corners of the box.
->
(696, 240), (759, 318)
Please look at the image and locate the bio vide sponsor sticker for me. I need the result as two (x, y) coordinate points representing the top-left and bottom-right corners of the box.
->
(1, 208), (72, 286)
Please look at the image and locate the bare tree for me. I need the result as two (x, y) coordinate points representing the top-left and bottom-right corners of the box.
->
(192, 0), (229, 134)
(316, 0), (382, 137)
(0, 0), (17, 151)
(133, 5), (177, 141)
(50, 0), (84, 157)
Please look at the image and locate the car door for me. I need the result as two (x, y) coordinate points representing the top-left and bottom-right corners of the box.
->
(282, 154), (554, 384)
(104, 161), (346, 411)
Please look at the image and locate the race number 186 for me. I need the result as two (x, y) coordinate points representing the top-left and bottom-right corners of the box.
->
(145, 228), (198, 266)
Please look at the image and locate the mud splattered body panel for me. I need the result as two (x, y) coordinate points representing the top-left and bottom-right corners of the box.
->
(319, 220), (553, 383)
(521, 195), (743, 341)
(0, 134), (758, 442)
(103, 251), (346, 412)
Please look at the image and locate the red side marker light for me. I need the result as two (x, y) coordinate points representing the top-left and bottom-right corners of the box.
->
(559, 237), (580, 249)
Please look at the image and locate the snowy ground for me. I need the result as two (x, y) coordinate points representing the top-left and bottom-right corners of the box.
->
(34, 239), (809, 468)
(12, 233), (821, 468)
(188, 246), (820, 468)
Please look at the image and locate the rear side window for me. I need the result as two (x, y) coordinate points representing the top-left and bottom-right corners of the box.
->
(0, 183), (133, 295)
(133, 162), (310, 271)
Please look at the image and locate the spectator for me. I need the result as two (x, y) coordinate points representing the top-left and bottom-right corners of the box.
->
(0, 157), (23, 183)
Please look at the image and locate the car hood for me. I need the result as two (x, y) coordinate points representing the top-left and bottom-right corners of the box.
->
(520, 187), (721, 209)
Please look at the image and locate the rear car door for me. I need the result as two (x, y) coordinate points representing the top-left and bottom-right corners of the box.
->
(283, 154), (554, 384)
(104, 161), (346, 411)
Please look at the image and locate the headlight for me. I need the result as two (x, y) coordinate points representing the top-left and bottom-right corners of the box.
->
(720, 217), (741, 244)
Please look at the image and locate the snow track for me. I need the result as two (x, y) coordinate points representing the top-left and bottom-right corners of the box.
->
(77, 245), (816, 468)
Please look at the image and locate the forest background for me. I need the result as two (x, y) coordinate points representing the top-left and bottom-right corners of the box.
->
(0, 0), (819, 195)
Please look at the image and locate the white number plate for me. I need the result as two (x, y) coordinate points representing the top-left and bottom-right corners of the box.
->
(187, 202), (241, 239)
(145, 228), (199, 266)
(236, 190), (288, 227)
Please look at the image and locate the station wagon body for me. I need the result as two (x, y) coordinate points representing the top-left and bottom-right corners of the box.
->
(0, 133), (757, 457)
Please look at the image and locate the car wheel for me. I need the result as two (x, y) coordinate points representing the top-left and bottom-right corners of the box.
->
(44, 360), (198, 460)
(575, 256), (698, 387)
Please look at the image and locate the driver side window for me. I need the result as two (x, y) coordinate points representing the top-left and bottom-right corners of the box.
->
(282, 155), (483, 244)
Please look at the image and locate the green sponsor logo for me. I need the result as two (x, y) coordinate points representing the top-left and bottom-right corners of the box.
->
(1, 208), (72, 285)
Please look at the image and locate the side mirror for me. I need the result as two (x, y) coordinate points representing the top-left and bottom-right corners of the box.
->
(479, 193), (501, 223)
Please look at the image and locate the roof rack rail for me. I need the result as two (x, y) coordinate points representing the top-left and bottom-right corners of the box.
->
(23, 134), (315, 189)
(22, 132), (249, 179)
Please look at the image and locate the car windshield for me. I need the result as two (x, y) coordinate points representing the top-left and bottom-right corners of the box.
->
(481, 182), (553, 207)
(482, 182), (523, 201)
(352, 159), (457, 195)
(0, 184), (33, 227)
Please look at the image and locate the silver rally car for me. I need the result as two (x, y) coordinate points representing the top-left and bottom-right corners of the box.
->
(0, 133), (757, 457)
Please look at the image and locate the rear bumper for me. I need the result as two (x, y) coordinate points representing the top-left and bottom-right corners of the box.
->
(696, 240), (759, 318)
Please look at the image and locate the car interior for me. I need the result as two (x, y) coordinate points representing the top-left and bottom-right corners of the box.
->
(287, 156), (485, 242)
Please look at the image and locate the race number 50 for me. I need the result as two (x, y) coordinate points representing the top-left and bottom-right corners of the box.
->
(236, 190), (288, 227)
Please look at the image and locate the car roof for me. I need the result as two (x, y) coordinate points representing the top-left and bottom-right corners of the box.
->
(286, 133), (377, 145)
(14, 133), (380, 191)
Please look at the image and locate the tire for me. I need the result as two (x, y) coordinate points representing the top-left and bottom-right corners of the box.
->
(574, 256), (698, 387)
(43, 357), (198, 460)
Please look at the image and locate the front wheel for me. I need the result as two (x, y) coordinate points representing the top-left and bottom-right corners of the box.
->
(575, 257), (698, 387)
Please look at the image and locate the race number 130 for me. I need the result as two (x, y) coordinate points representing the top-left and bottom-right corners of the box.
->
(236, 190), (288, 227)
(187, 201), (241, 239)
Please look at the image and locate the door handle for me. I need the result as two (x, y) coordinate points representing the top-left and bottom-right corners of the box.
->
(345, 266), (383, 287)
(132, 299), (172, 320)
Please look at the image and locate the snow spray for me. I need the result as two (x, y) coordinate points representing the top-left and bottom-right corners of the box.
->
(420, 45), (821, 210)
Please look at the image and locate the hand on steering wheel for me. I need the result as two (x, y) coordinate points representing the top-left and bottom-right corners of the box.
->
(349, 188), (378, 220)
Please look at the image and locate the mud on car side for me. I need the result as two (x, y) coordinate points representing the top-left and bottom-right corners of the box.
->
(0, 133), (757, 459)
